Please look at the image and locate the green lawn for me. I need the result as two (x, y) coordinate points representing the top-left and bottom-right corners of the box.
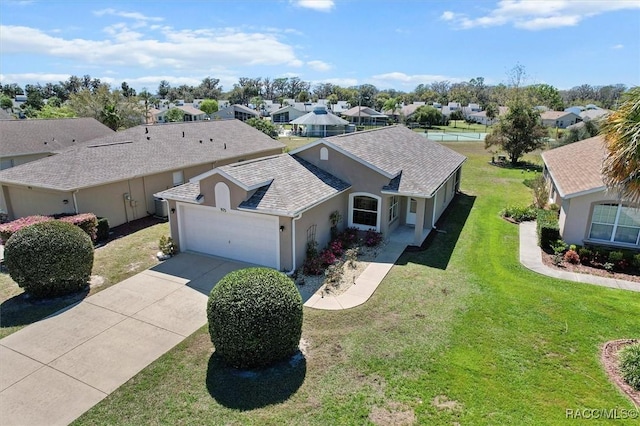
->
(0, 221), (169, 338)
(73, 141), (640, 424)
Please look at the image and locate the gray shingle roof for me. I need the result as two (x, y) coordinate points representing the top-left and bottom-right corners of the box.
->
(224, 154), (350, 215)
(158, 154), (350, 215)
(341, 106), (388, 118)
(0, 117), (114, 157)
(290, 109), (349, 126)
(322, 125), (466, 196)
(0, 120), (284, 191)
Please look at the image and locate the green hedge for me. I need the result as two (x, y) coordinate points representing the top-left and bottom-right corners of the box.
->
(96, 217), (110, 242)
(4, 221), (94, 298)
(207, 268), (303, 369)
(537, 209), (560, 250)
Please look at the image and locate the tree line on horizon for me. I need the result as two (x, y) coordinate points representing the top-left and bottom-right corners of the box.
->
(1, 73), (629, 116)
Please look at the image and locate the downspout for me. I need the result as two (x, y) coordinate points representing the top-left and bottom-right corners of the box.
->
(72, 190), (79, 214)
(431, 190), (437, 229)
(286, 213), (303, 276)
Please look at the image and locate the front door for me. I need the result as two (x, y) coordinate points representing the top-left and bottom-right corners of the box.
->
(406, 198), (417, 225)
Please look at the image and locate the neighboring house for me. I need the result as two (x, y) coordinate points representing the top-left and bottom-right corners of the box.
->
(0, 120), (284, 227)
(341, 106), (388, 126)
(542, 135), (639, 249)
(155, 105), (207, 123)
(271, 105), (308, 124)
(0, 118), (114, 170)
(384, 103), (425, 122)
(468, 106), (508, 126)
(156, 125), (466, 270)
(580, 108), (611, 122)
(540, 111), (582, 129)
(290, 107), (350, 137)
(210, 104), (259, 122)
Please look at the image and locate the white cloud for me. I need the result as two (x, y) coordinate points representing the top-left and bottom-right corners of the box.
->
(0, 73), (72, 85)
(93, 8), (163, 23)
(442, 0), (640, 31)
(307, 60), (332, 71)
(612, 44), (624, 49)
(0, 24), (303, 71)
(312, 77), (359, 87)
(292, 0), (335, 12)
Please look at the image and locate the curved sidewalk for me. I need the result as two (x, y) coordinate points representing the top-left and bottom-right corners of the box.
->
(519, 221), (640, 293)
(303, 241), (407, 310)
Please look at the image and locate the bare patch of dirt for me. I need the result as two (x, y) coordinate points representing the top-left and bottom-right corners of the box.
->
(601, 339), (640, 407)
(369, 402), (416, 426)
(89, 275), (105, 288)
(432, 395), (463, 413)
(541, 251), (640, 283)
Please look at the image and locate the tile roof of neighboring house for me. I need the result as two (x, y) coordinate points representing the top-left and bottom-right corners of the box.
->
(320, 125), (466, 197)
(271, 105), (306, 115)
(178, 105), (206, 115)
(0, 120), (284, 191)
(0, 117), (114, 157)
(290, 108), (349, 126)
(541, 135), (607, 198)
(540, 110), (578, 120)
(341, 106), (388, 118)
(158, 154), (350, 216)
(580, 109), (611, 121)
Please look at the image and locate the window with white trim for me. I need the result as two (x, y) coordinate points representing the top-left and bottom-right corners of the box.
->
(589, 203), (640, 245)
(351, 195), (379, 229)
(388, 195), (399, 222)
(320, 147), (329, 160)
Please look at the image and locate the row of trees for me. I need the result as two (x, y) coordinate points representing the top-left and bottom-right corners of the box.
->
(1, 75), (628, 116)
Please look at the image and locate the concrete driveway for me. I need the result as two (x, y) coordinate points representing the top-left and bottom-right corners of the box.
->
(0, 252), (249, 426)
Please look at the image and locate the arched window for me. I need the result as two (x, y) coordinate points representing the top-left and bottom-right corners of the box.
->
(348, 193), (381, 231)
(215, 182), (231, 210)
(320, 147), (329, 161)
(589, 203), (640, 246)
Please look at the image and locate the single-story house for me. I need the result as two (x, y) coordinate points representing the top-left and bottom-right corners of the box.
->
(289, 107), (350, 137)
(542, 135), (639, 249)
(0, 118), (114, 170)
(154, 105), (207, 123)
(271, 105), (308, 124)
(540, 111), (582, 129)
(0, 120), (284, 227)
(580, 108), (611, 122)
(341, 106), (388, 126)
(383, 103), (425, 122)
(156, 125), (466, 271)
(210, 104), (259, 122)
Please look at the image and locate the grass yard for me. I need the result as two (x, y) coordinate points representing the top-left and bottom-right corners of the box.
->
(0, 220), (169, 338)
(73, 142), (640, 425)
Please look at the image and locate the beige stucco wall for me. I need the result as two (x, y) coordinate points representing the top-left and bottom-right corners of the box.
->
(3, 185), (75, 218)
(559, 190), (636, 246)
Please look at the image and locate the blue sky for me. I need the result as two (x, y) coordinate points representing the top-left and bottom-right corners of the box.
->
(1, 0), (639, 94)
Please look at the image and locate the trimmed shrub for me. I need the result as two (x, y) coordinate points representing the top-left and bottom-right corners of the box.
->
(364, 229), (383, 247)
(633, 253), (640, 269)
(0, 215), (53, 243)
(578, 248), (593, 265)
(537, 209), (561, 250)
(96, 217), (110, 242)
(563, 250), (580, 264)
(608, 251), (624, 263)
(207, 268), (303, 368)
(59, 213), (98, 241)
(500, 205), (537, 222)
(618, 342), (640, 391)
(4, 221), (94, 298)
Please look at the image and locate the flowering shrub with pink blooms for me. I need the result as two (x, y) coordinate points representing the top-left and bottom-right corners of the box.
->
(0, 213), (98, 243)
(0, 215), (53, 243)
(364, 229), (383, 247)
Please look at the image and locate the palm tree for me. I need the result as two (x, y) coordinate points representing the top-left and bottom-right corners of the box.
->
(601, 87), (640, 203)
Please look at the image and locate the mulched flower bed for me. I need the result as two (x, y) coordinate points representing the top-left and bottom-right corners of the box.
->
(540, 249), (640, 283)
(601, 339), (640, 407)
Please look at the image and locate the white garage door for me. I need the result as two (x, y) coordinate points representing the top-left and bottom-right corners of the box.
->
(178, 203), (279, 269)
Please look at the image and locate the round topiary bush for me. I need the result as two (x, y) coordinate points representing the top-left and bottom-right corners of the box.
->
(207, 267), (303, 369)
(619, 342), (640, 391)
(4, 220), (94, 298)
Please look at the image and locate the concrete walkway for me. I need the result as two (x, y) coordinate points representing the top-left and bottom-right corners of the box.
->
(0, 253), (250, 426)
(519, 221), (640, 292)
(304, 241), (407, 310)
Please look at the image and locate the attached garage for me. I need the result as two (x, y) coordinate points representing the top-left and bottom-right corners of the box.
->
(177, 203), (280, 269)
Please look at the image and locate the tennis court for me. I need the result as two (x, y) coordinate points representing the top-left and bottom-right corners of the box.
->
(421, 131), (488, 142)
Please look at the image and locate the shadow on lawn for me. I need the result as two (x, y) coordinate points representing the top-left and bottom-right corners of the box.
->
(206, 351), (306, 410)
(399, 192), (476, 270)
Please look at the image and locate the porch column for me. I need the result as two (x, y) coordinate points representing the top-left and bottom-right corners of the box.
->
(414, 198), (426, 246)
